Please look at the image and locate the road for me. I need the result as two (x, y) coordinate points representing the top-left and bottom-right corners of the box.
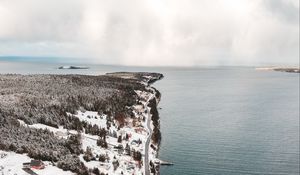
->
(144, 94), (154, 175)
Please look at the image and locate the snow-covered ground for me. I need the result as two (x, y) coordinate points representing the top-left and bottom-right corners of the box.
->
(18, 119), (78, 139)
(0, 150), (74, 175)
(70, 111), (107, 129)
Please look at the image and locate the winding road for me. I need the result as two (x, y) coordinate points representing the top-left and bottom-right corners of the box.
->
(144, 93), (154, 175)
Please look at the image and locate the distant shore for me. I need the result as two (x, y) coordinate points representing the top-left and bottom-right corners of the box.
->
(256, 67), (300, 73)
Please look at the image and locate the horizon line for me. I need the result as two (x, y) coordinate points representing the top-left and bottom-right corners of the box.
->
(0, 55), (299, 68)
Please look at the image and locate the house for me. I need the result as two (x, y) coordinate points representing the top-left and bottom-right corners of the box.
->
(114, 144), (123, 150)
(131, 139), (142, 146)
(126, 164), (135, 171)
(150, 144), (156, 150)
(23, 160), (45, 170)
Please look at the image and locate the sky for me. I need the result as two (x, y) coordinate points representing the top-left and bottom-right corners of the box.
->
(0, 0), (299, 66)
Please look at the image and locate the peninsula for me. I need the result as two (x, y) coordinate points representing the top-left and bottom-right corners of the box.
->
(0, 72), (163, 175)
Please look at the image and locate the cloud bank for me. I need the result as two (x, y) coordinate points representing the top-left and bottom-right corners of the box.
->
(0, 0), (299, 66)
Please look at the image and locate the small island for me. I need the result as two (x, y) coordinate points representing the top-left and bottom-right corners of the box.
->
(58, 66), (89, 69)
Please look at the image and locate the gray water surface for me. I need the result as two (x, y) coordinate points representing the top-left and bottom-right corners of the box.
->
(155, 68), (299, 175)
(1, 61), (299, 175)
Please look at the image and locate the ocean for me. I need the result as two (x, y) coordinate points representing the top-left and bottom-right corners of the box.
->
(1, 60), (299, 175)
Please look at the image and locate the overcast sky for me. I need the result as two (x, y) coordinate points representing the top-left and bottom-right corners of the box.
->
(0, 0), (299, 66)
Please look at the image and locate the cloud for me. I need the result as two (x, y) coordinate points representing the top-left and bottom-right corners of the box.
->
(263, 0), (299, 24)
(0, 0), (299, 66)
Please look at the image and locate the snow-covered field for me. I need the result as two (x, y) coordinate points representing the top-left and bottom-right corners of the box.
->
(0, 150), (74, 175)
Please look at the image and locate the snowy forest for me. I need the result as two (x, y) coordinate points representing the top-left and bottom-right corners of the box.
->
(0, 72), (163, 174)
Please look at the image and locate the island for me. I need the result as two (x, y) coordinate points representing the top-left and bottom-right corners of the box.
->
(58, 66), (90, 69)
(0, 72), (163, 175)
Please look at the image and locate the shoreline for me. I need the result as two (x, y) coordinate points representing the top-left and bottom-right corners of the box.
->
(144, 83), (163, 175)
(108, 72), (164, 175)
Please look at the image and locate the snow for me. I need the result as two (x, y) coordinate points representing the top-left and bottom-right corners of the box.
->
(37, 163), (74, 175)
(18, 120), (78, 139)
(0, 150), (74, 175)
(69, 111), (107, 129)
(0, 151), (30, 175)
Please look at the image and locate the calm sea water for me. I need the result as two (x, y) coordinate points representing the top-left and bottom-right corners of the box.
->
(1, 61), (299, 175)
